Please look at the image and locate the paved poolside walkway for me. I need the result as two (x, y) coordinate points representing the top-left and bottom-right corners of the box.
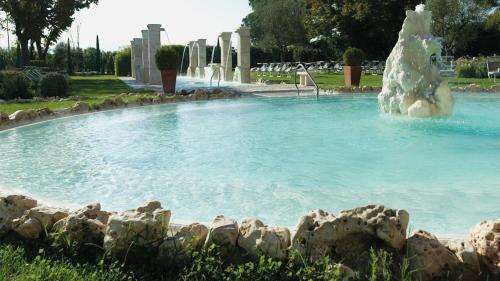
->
(120, 77), (317, 97)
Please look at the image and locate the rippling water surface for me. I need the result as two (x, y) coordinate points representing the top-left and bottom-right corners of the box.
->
(1, 94), (499, 235)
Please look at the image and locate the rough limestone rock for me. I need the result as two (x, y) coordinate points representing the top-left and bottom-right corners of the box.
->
(0, 112), (10, 125)
(205, 215), (239, 256)
(52, 203), (111, 245)
(103, 201), (171, 255)
(114, 97), (126, 107)
(469, 220), (500, 275)
(192, 89), (209, 100)
(12, 206), (68, 239)
(291, 205), (409, 261)
(378, 4), (453, 118)
(237, 219), (291, 260)
(0, 195), (37, 237)
(158, 223), (208, 260)
(71, 102), (91, 113)
(407, 230), (460, 281)
(445, 239), (481, 280)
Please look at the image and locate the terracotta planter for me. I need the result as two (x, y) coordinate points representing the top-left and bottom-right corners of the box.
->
(160, 69), (177, 94)
(344, 66), (362, 87)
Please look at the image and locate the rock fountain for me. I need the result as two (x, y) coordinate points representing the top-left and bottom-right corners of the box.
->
(378, 5), (454, 118)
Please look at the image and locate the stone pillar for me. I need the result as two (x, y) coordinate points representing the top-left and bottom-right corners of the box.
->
(131, 40), (136, 78)
(219, 32), (233, 82)
(132, 38), (143, 82)
(141, 30), (150, 83)
(196, 39), (207, 79)
(187, 41), (198, 78)
(234, 27), (251, 84)
(147, 24), (162, 85)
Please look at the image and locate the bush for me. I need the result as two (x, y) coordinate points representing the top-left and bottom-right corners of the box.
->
(0, 71), (32, 100)
(114, 47), (131, 76)
(343, 47), (365, 66)
(155, 46), (180, 71)
(40, 73), (69, 97)
(456, 57), (488, 78)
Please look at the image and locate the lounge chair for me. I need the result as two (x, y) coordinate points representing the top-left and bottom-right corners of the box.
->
(486, 57), (500, 83)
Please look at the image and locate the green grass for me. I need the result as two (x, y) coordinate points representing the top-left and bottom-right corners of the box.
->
(0, 75), (154, 115)
(68, 75), (131, 98)
(251, 72), (498, 89)
(0, 244), (133, 281)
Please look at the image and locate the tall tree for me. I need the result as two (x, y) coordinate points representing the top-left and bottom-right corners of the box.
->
(426, 0), (491, 55)
(67, 38), (73, 75)
(95, 35), (101, 73)
(243, 0), (307, 62)
(304, 0), (420, 59)
(0, 0), (98, 66)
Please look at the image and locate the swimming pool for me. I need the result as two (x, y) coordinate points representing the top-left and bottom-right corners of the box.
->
(1, 94), (499, 236)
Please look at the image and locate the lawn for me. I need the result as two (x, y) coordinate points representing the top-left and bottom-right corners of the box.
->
(251, 72), (497, 89)
(0, 75), (150, 115)
(0, 244), (134, 281)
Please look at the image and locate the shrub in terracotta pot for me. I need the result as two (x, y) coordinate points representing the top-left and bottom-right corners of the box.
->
(155, 46), (180, 94)
(343, 47), (365, 87)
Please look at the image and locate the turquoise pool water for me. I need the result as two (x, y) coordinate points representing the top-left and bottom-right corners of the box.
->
(1, 94), (499, 235)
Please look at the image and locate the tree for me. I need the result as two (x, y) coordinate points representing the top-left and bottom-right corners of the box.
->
(243, 0), (307, 62)
(304, 0), (421, 59)
(96, 35), (101, 73)
(67, 38), (73, 75)
(426, 0), (491, 55)
(83, 47), (97, 71)
(0, 0), (99, 66)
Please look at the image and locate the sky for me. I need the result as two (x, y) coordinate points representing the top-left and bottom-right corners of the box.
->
(0, 0), (252, 51)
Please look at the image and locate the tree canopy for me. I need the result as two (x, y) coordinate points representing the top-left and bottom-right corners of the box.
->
(0, 0), (98, 66)
(304, 0), (421, 59)
(426, 0), (493, 55)
(243, 0), (307, 62)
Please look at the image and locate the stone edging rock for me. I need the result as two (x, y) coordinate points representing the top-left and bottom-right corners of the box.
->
(0, 89), (241, 132)
(0, 194), (498, 281)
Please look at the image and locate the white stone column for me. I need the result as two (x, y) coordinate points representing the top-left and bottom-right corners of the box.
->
(147, 24), (162, 85)
(141, 30), (150, 83)
(234, 27), (251, 84)
(219, 32), (233, 82)
(196, 39), (207, 79)
(187, 41), (198, 78)
(131, 40), (136, 78)
(132, 38), (143, 82)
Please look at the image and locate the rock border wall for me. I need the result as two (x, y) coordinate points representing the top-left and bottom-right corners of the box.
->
(0, 89), (241, 132)
(0, 194), (498, 281)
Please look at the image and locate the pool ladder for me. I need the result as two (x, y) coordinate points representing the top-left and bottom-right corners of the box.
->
(294, 64), (320, 99)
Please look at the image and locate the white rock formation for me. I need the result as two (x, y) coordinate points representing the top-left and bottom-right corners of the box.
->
(0, 195), (37, 237)
(53, 203), (111, 245)
(205, 215), (239, 256)
(469, 219), (500, 275)
(290, 205), (409, 261)
(12, 206), (69, 239)
(158, 223), (208, 260)
(103, 201), (171, 255)
(378, 4), (454, 118)
(237, 219), (291, 260)
(407, 230), (460, 281)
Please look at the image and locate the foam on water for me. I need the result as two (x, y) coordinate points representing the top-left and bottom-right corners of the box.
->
(1, 94), (499, 236)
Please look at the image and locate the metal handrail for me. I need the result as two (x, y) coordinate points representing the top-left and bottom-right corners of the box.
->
(294, 63), (320, 98)
(209, 65), (221, 87)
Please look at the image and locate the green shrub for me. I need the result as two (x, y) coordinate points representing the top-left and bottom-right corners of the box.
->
(456, 57), (487, 78)
(40, 73), (69, 98)
(343, 47), (365, 66)
(155, 46), (180, 70)
(30, 60), (47, 67)
(114, 47), (131, 76)
(0, 71), (32, 100)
